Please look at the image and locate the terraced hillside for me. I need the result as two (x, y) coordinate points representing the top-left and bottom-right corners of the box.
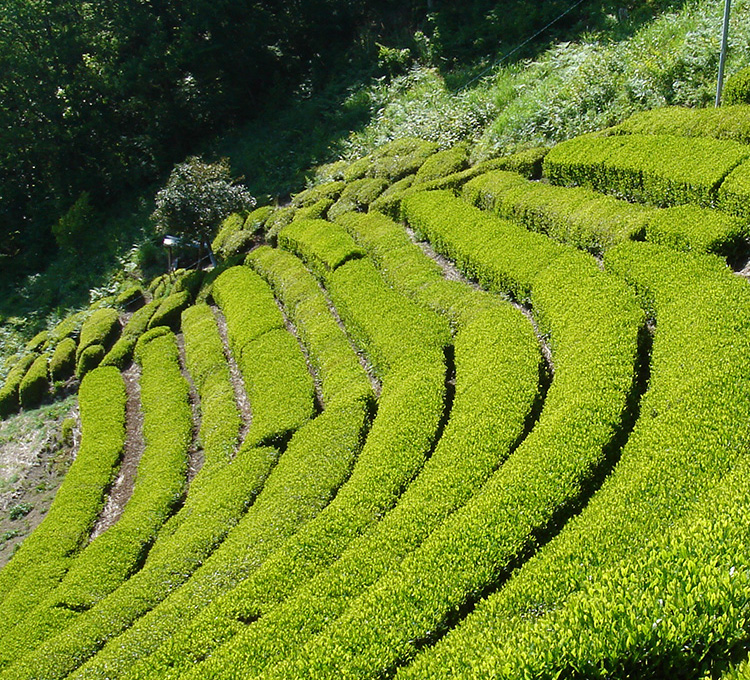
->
(2, 106), (750, 679)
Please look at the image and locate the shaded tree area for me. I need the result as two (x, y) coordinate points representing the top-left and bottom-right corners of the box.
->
(1, 0), (672, 282)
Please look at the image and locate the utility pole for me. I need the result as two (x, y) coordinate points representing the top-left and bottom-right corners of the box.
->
(716, 0), (732, 107)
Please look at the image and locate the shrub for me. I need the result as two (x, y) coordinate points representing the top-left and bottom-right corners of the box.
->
(133, 326), (172, 365)
(49, 338), (78, 382)
(343, 137), (440, 182)
(717, 159), (750, 219)
(291, 197), (334, 223)
(25, 331), (49, 353)
(0, 353), (37, 417)
(152, 156), (256, 260)
(264, 206), (297, 240)
(413, 144), (469, 184)
(328, 178), (389, 221)
(47, 311), (88, 346)
(277, 218), (366, 279)
(463, 169), (654, 254)
(75, 344), (105, 379)
(291, 181), (345, 208)
(76, 308), (120, 361)
(100, 300), (160, 370)
(19, 355), (50, 409)
(543, 133), (750, 208)
(114, 285), (144, 310)
(0, 366), (126, 626)
(147, 290), (191, 332)
(723, 67), (750, 106)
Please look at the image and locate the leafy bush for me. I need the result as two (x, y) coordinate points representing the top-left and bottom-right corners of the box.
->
(100, 300), (160, 370)
(76, 308), (120, 362)
(147, 290), (191, 332)
(464, 169), (653, 254)
(210, 266), (284, 358)
(114, 285), (144, 310)
(152, 157), (256, 257)
(0, 366), (126, 628)
(0, 353), (36, 417)
(24, 331), (49, 353)
(264, 206), (297, 240)
(328, 177), (389, 221)
(49, 337), (77, 383)
(413, 144), (469, 184)
(277, 218), (365, 279)
(133, 326), (172, 365)
(724, 67), (750, 105)
(291, 181), (345, 208)
(75, 344), (105, 379)
(343, 137), (439, 182)
(544, 133), (750, 208)
(19, 354), (50, 409)
(717, 159), (750, 219)
(8, 503), (33, 521)
(291, 197), (334, 223)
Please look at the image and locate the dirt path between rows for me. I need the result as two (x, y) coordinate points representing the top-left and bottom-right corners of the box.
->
(405, 227), (554, 375)
(176, 333), (204, 484)
(89, 363), (143, 541)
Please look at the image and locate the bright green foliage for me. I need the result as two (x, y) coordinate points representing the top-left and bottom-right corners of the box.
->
(369, 175), (416, 215)
(64, 334), (188, 605)
(211, 266), (284, 358)
(133, 326), (172, 365)
(6, 444), (278, 680)
(463, 169), (653, 254)
(264, 206), (296, 239)
(610, 104), (750, 144)
(18, 355), (49, 409)
(120, 254), (450, 677)
(238, 329), (316, 449)
(76, 308), (120, 362)
(717, 160), (750, 219)
(0, 335), (191, 667)
(328, 258), (451, 375)
(246, 246), (373, 406)
(180, 301), (540, 680)
(256, 190), (640, 679)
(644, 204), (748, 254)
(0, 367), (125, 623)
(724, 68), (750, 106)
(544, 133), (750, 207)
(0, 353), (36, 417)
(342, 138), (439, 182)
(180, 305), (240, 489)
(24, 331), (48, 353)
(278, 218), (365, 279)
(101, 300), (160, 370)
(49, 338), (76, 382)
(82, 399), (370, 680)
(244, 205), (274, 231)
(114, 286), (145, 310)
(291, 197), (334, 222)
(72, 248), (374, 680)
(147, 290), (191, 332)
(401, 241), (750, 680)
(47, 311), (88, 346)
(328, 177), (389, 221)
(413, 144), (469, 184)
(291, 181), (345, 208)
(212, 212), (261, 260)
(75, 344), (106, 379)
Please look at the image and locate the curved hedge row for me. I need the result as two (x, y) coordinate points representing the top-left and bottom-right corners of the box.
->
(100, 300), (160, 370)
(609, 104), (750, 144)
(0, 333), (192, 668)
(177, 304), (541, 680)
(67, 247), (377, 680)
(2, 442), (279, 680)
(180, 304), (241, 484)
(277, 218), (365, 279)
(0, 367), (126, 624)
(543, 133), (749, 208)
(240, 189), (648, 680)
(401, 241), (750, 679)
(0, 353), (38, 417)
(246, 246), (373, 407)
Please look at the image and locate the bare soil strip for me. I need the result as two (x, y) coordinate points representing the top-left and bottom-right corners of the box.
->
(405, 227), (555, 375)
(317, 280), (383, 399)
(89, 363), (144, 541)
(176, 333), (204, 484)
(211, 306), (252, 446)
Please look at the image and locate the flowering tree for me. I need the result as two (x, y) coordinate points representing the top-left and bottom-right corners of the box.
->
(152, 156), (255, 265)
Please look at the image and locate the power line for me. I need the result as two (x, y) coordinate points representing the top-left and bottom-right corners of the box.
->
(458, 0), (590, 92)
